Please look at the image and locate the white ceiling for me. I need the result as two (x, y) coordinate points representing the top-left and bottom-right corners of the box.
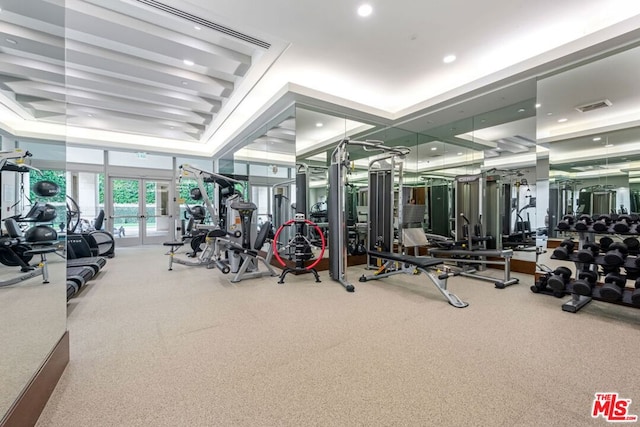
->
(0, 0), (639, 157)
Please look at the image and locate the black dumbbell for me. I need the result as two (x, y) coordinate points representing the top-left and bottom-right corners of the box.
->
(624, 266), (640, 281)
(572, 269), (598, 296)
(557, 215), (574, 231)
(599, 272), (626, 301)
(547, 266), (572, 293)
(574, 214), (593, 231)
(603, 242), (628, 267)
(552, 239), (575, 260)
(576, 242), (599, 263)
(623, 237), (640, 253)
(632, 278), (640, 306)
(601, 265), (621, 278)
(592, 214), (612, 232)
(600, 236), (614, 251)
(613, 214), (634, 233)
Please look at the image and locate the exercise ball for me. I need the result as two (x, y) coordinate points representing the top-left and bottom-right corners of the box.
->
(25, 225), (58, 243)
(33, 181), (60, 198)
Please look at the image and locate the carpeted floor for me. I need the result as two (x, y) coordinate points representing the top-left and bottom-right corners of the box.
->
(36, 246), (640, 426)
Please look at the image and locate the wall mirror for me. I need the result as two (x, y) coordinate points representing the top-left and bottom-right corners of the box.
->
(404, 95), (539, 261)
(0, 0), (68, 421)
(232, 106), (296, 253)
(0, 138), (67, 421)
(538, 43), (640, 239)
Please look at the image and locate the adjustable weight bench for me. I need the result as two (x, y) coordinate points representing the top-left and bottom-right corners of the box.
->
(359, 250), (468, 308)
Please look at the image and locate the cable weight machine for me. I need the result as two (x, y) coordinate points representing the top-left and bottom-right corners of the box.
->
(328, 138), (410, 292)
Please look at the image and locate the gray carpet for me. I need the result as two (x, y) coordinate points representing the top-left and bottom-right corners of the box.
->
(36, 247), (640, 426)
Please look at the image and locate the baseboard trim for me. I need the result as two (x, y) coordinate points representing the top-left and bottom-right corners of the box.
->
(0, 331), (69, 427)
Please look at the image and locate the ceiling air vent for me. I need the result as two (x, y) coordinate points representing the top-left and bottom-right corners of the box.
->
(575, 99), (612, 113)
(135, 0), (271, 49)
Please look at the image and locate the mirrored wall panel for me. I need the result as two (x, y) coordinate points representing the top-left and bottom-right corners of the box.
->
(538, 44), (640, 238)
(0, 0), (68, 420)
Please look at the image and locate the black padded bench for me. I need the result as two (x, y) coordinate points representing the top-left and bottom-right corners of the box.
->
(359, 250), (468, 308)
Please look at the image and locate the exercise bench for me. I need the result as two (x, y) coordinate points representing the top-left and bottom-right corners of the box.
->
(359, 250), (468, 308)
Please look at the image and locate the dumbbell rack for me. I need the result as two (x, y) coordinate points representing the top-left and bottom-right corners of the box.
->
(533, 227), (640, 313)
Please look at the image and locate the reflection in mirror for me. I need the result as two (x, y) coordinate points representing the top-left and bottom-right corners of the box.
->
(0, 0), (68, 419)
(538, 44), (640, 240)
(410, 96), (540, 263)
(294, 107), (377, 265)
(233, 108), (296, 263)
(0, 139), (66, 419)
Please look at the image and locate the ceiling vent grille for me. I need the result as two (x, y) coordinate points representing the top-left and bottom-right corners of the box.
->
(135, 0), (271, 49)
(575, 99), (612, 113)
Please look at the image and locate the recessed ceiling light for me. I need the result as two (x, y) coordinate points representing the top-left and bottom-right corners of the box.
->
(194, 26), (201, 30)
(357, 4), (373, 17)
(457, 152), (463, 156)
(535, 103), (541, 108)
(496, 147), (501, 151)
(183, 59), (194, 66)
(431, 147), (437, 151)
(557, 118), (568, 123)
(87, 113), (93, 117)
(593, 137), (602, 142)
(518, 108), (526, 113)
(443, 54), (456, 64)
(605, 143), (614, 148)
(5, 38), (17, 45)
(546, 112), (553, 116)
(315, 122), (323, 127)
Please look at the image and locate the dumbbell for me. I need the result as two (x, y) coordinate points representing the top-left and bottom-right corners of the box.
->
(572, 269), (598, 296)
(601, 265), (621, 278)
(623, 237), (640, 253)
(613, 214), (634, 233)
(624, 267), (640, 281)
(599, 272), (626, 302)
(552, 239), (575, 260)
(547, 266), (572, 293)
(592, 214), (612, 232)
(576, 242), (600, 263)
(632, 278), (640, 306)
(574, 214), (593, 231)
(603, 242), (628, 267)
(599, 236), (613, 252)
(557, 215), (574, 231)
